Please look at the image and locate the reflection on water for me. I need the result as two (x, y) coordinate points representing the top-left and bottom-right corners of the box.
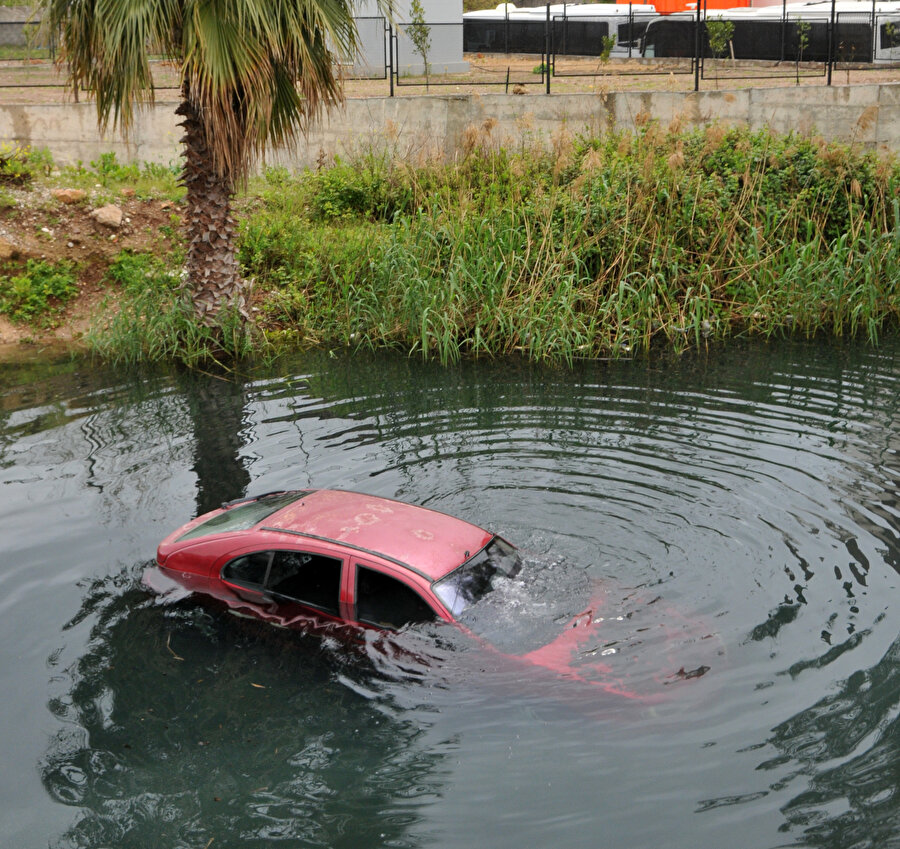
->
(0, 338), (898, 849)
(41, 571), (443, 849)
(764, 633), (899, 849)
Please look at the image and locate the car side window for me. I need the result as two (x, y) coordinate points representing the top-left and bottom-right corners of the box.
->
(265, 551), (341, 615)
(355, 566), (437, 630)
(222, 551), (272, 587)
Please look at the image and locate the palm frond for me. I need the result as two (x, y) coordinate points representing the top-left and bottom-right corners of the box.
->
(44, 0), (395, 179)
(44, 0), (181, 134)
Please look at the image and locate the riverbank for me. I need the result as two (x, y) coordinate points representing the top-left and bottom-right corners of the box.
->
(1, 122), (899, 364)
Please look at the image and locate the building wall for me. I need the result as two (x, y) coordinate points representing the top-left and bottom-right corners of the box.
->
(0, 6), (36, 48)
(1, 85), (896, 171)
(353, 0), (467, 76)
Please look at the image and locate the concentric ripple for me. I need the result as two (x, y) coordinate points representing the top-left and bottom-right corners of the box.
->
(0, 338), (898, 849)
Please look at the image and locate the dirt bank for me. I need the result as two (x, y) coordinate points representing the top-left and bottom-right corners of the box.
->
(0, 181), (182, 349)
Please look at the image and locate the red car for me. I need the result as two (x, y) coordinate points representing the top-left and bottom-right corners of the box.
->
(149, 489), (714, 698)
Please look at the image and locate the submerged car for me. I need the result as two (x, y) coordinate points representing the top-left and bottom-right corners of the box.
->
(149, 489), (715, 697)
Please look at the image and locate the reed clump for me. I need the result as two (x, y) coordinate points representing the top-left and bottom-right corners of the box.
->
(88, 251), (255, 365)
(240, 125), (900, 363)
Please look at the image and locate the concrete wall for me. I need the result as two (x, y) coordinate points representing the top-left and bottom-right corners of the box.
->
(1, 84), (897, 172)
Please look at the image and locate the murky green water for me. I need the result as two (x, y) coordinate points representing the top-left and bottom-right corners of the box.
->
(1, 339), (898, 849)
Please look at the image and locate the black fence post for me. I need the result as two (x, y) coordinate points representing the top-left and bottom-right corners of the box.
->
(628, 2), (634, 59)
(827, 0), (836, 84)
(545, 3), (551, 94)
(870, 0), (877, 62)
(780, 0), (787, 61)
(694, 0), (702, 90)
(505, 4), (510, 55)
(387, 21), (394, 96)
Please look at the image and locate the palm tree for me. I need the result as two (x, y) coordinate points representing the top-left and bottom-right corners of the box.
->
(44, 0), (386, 324)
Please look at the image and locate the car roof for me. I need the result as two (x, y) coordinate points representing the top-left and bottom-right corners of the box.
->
(262, 490), (493, 582)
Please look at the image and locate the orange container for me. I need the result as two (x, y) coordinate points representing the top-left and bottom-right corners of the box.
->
(616, 0), (750, 13)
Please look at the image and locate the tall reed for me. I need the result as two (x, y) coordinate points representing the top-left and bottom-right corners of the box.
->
(234, 125), (900, 363)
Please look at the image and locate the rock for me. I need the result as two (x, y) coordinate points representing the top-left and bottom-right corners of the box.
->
(90, 204), (123, 229)
(51, 188), (86, 204)
(0, 236), (19, 261)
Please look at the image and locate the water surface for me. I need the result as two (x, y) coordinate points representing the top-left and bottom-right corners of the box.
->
(0, 339), (897, 849)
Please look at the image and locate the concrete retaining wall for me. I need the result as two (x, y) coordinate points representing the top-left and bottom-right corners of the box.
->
(1, 84), (897, 172)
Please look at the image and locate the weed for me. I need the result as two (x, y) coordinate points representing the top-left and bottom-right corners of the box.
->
(57, 152), (182, 201)
(233, 125), (900, 364)
(0, 143), (52, 185)
(88, 250), (255, 365)
(0, 259), (79, 327)
(74, 126), (900, 365)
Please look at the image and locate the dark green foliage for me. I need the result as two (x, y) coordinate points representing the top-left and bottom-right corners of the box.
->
(0, 259), (79, 326)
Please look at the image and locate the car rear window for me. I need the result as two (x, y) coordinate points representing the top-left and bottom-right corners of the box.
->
(177, 492), (307, 542)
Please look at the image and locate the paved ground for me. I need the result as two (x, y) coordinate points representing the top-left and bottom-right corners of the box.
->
(1, 53), (898, 105)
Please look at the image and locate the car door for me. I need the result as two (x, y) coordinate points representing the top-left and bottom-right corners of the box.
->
(217, 545), (346, 626)
(348, 559), (444, 631)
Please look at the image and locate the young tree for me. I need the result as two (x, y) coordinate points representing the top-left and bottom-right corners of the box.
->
(43, 0), (386, 326)
(705, 17), (734, 89)
(600, 33), (616, 65)
(796, 19), (811, 85)
(408, 0), (432, 89)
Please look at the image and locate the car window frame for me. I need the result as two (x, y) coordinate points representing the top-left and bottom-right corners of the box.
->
(348, 558), (449, 631)
(217, 543), (346, 619)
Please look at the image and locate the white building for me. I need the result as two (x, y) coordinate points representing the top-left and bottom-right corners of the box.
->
(352, 1), (468, 76)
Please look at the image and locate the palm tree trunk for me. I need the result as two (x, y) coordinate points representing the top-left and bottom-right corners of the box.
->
(175, 97), (248, 323)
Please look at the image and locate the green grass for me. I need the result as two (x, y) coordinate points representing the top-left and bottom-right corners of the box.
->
(30, 124), (894, 366)
(57, 152), (183, 202)
(0, 45), (51, 60)
(0, 143), (52, 185)
(86, 251), (255, 365)
(233, 125), (900, 364)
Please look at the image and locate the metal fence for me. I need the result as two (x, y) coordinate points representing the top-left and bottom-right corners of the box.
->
(467, 1), (900, 91)
(0, 18), (51, 58)
(550, 11), (696, 82)
(1, 5), (897, 98)
(391, 21), (546, 93)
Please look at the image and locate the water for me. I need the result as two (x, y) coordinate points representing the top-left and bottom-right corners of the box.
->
(0, 338), (897, 849)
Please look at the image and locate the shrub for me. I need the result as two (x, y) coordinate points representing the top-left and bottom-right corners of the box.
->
(0, 144), (53, 185)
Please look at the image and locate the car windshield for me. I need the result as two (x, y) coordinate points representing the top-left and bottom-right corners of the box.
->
(432, 536), (521, 616)
(177, 492), (306, 542)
